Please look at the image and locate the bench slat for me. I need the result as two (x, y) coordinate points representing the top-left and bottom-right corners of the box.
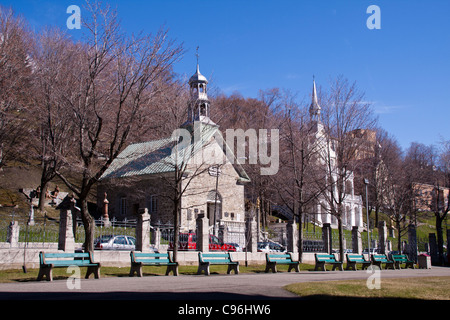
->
(202, 260), (233, 264)
(201, 253), (229, 258)
(268, 254), (290, 258)
(43, 252), (90, 259)
(133, 253), (167, 258)
(135, 259), (172, 264)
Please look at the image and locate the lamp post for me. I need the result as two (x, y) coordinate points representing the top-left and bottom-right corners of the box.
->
(364, 178), (371, 258)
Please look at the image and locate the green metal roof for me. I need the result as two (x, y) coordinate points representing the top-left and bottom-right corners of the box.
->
(100, 123), (250, 183)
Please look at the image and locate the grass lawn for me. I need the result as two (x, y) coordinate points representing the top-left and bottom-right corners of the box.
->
(0, 263), (315, 283)
(285, 276), (450, 300)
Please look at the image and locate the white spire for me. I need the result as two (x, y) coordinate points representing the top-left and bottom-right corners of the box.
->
(309, 76), (321, 122)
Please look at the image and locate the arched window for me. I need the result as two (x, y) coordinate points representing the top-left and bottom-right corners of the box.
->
(207, 190), (222, 203)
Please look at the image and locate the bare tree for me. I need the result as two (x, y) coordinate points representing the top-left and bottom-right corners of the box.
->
(30, 27), (80, 211)
(318, 76), (377, 260)
(53, 1), (183, 252)
(271, 90), (328, 262)
(409, 140), (450, 264)
(0, 6), (33, 169)
(381, 143), (413, 252)
(435, 140), (450, 264)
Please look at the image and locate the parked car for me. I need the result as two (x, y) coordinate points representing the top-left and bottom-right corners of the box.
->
(257, 241), (286, 253)
(94, 235), (136, 251)
(362, 248), (379, 255)
(226, 243), (242, 252)
(169, 233), (236, 251)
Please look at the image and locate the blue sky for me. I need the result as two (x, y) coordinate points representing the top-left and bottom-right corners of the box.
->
(2, 0), (449, 152)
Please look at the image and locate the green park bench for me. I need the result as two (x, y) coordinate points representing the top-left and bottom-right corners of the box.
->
(371, 254), (395, 269)
(314, 253), (343, 271)
(391, 254), (415, 269)
(345, 254), (372, 271)
(37, 251), (101, 281)
(129, 251), (178, 277)
(197, 252), (239, 276)
(265, 253), (300, 273)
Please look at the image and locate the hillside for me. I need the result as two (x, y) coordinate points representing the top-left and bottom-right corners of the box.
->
(0, 164), (79, 221)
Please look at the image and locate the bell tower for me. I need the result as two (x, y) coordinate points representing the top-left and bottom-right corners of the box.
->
(187, 47), (214, 125)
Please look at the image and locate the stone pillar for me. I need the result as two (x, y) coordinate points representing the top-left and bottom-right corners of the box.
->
(386, 240), (392, 252)
(352, 226), (363, 254)
(196, 213), (209, 252)
(102, 192), (110, 227)
(7, 221), (20, 247)
(322, 223), (332, 253)
(378, 221), (387, 254)
(429, 233), (439, 265)
(135, 208), (151, 252)
(58, 197), (76, 252)
(246, 216), (258, 253)
(408, 224), (417, 262)
(218, 220), (228, 244)
(28, 203), (35, 226)
(151, 227), (161, 249)
(286, 220), (298, 253)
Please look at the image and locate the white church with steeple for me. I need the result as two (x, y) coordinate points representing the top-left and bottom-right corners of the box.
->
(306, 79), (364, 230)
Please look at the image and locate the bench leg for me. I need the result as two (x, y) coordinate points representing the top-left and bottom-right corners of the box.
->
(85, 265), (100, 279)
(37, 265), (53, 281)
(362, 263), (371, 270)
(227, 263), (239, 275)
(197, 263), (210, 276)
(288, 263), (299, 272)
(315, 262), (326, 271)
(166, 264), (179, 276)
(346, 262), (357, 271)
(386, 262), (395, 270)
(265, 262), (277, 273)
(332, 263), (343, 271)
(129, 263), (143, 277)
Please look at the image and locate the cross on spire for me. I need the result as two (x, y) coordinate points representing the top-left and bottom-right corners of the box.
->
(196, 46), (200, 66)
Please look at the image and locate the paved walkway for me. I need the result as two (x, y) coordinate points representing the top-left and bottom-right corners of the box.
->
(0, 266), (449, 300)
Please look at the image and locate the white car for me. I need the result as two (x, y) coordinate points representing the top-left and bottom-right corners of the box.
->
(94, 235), (136, 250)
(362, 248), (379, 255)
(257, 241), (286, 253)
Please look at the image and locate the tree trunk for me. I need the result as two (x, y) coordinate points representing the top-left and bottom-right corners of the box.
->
(297, 215), (304, 263)
(396, 219), (402, 253)
(436, 215), (445, 265)
(38, 180), (48, 212)
(338, 215), (345, 262)
(172, 200), (180, 263)
(80, 198), (95, 253)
